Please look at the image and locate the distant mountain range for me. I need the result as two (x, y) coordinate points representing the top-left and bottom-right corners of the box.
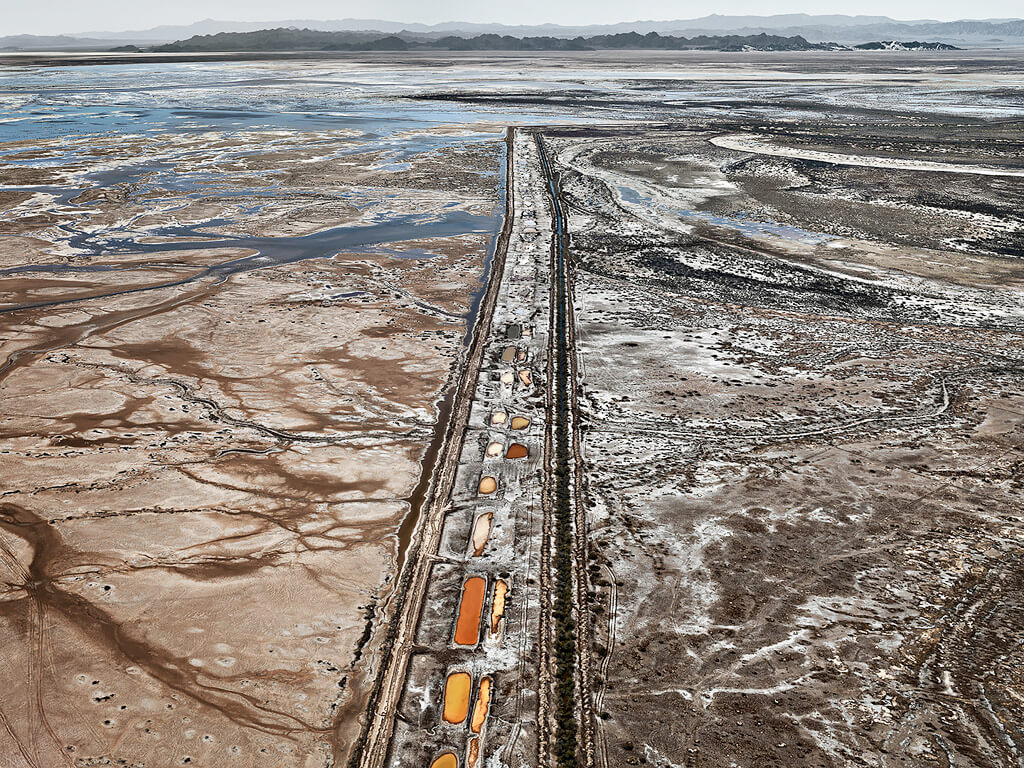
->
(142, 29), (963, 53)
(2, 14), (1022, 51)
(150, 30), (854, 53)
(78, 15), (942, 40)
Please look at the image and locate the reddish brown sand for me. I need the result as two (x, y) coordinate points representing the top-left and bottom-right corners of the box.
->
(490, 580), (508, 636)
(505, 443), (528, 459)
(430, 751), (459, 768)
(470, 677), (491, 734)
(454, 577), (487, 646)
(442, 672), (472, 724)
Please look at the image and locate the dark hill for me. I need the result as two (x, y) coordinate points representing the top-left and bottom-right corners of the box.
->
(153, 29), (833, 53)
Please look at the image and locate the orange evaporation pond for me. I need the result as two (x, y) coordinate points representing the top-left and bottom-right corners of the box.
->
(506, 443), (528, 459)
(501, 346), (517, 363)
(454, 576), (486, 646)
(478, 476), (497, 495)
(466, 738), (480, 768)
(442, 672), (471, 724)
(490, 411), (507, 425)
(518, 370), (532, 386)
(510, 416), (531, 430)
(471, 677), (492, 734)
(485, 441), (503, 457)
(470, 512), (492, 557)
(490, 579), (508, 635)
(431, 752), (459, 768)
(516, 349), (528, 363)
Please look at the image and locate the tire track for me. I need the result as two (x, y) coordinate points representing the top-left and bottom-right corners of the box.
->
(594, 563), (617, 768)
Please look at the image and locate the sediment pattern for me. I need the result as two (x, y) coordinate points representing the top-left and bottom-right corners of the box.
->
(0, 102), (505, 767)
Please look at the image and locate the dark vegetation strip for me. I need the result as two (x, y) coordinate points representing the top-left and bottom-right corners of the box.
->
(537, 134), (581, 768)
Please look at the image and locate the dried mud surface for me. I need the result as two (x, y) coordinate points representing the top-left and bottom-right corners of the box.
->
(0, 114), (504, 767)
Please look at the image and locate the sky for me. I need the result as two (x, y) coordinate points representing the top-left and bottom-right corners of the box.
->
(2, 0), (1020, 36)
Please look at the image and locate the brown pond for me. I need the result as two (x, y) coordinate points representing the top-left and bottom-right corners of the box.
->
(510, 416), (531, 430)
(454, 576), (486, 646)
(470, 512), (492, 556)
(471, 677), (492, 734)
(501, 346), (517, 363)
(431, 752), (459, 768)
(442, 671), (471, 724)
(505, 443), (528, 459)
(478, 476), (497, 495)
(490, 579), (508, 636)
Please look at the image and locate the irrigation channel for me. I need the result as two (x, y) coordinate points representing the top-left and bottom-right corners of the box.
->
(345, 128), (516, 768)
(348, 129), (598, 768)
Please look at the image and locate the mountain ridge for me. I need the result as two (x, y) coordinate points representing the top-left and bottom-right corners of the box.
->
(149, 29), (960, 53)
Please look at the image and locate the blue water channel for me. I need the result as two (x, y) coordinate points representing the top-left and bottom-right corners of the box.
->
(0, 61), (550, 316)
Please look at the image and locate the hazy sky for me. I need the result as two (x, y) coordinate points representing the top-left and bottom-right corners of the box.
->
(5, 0), (1021, 35)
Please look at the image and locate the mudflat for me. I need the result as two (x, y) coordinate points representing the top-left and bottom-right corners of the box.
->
(0, 62), (505, 767)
